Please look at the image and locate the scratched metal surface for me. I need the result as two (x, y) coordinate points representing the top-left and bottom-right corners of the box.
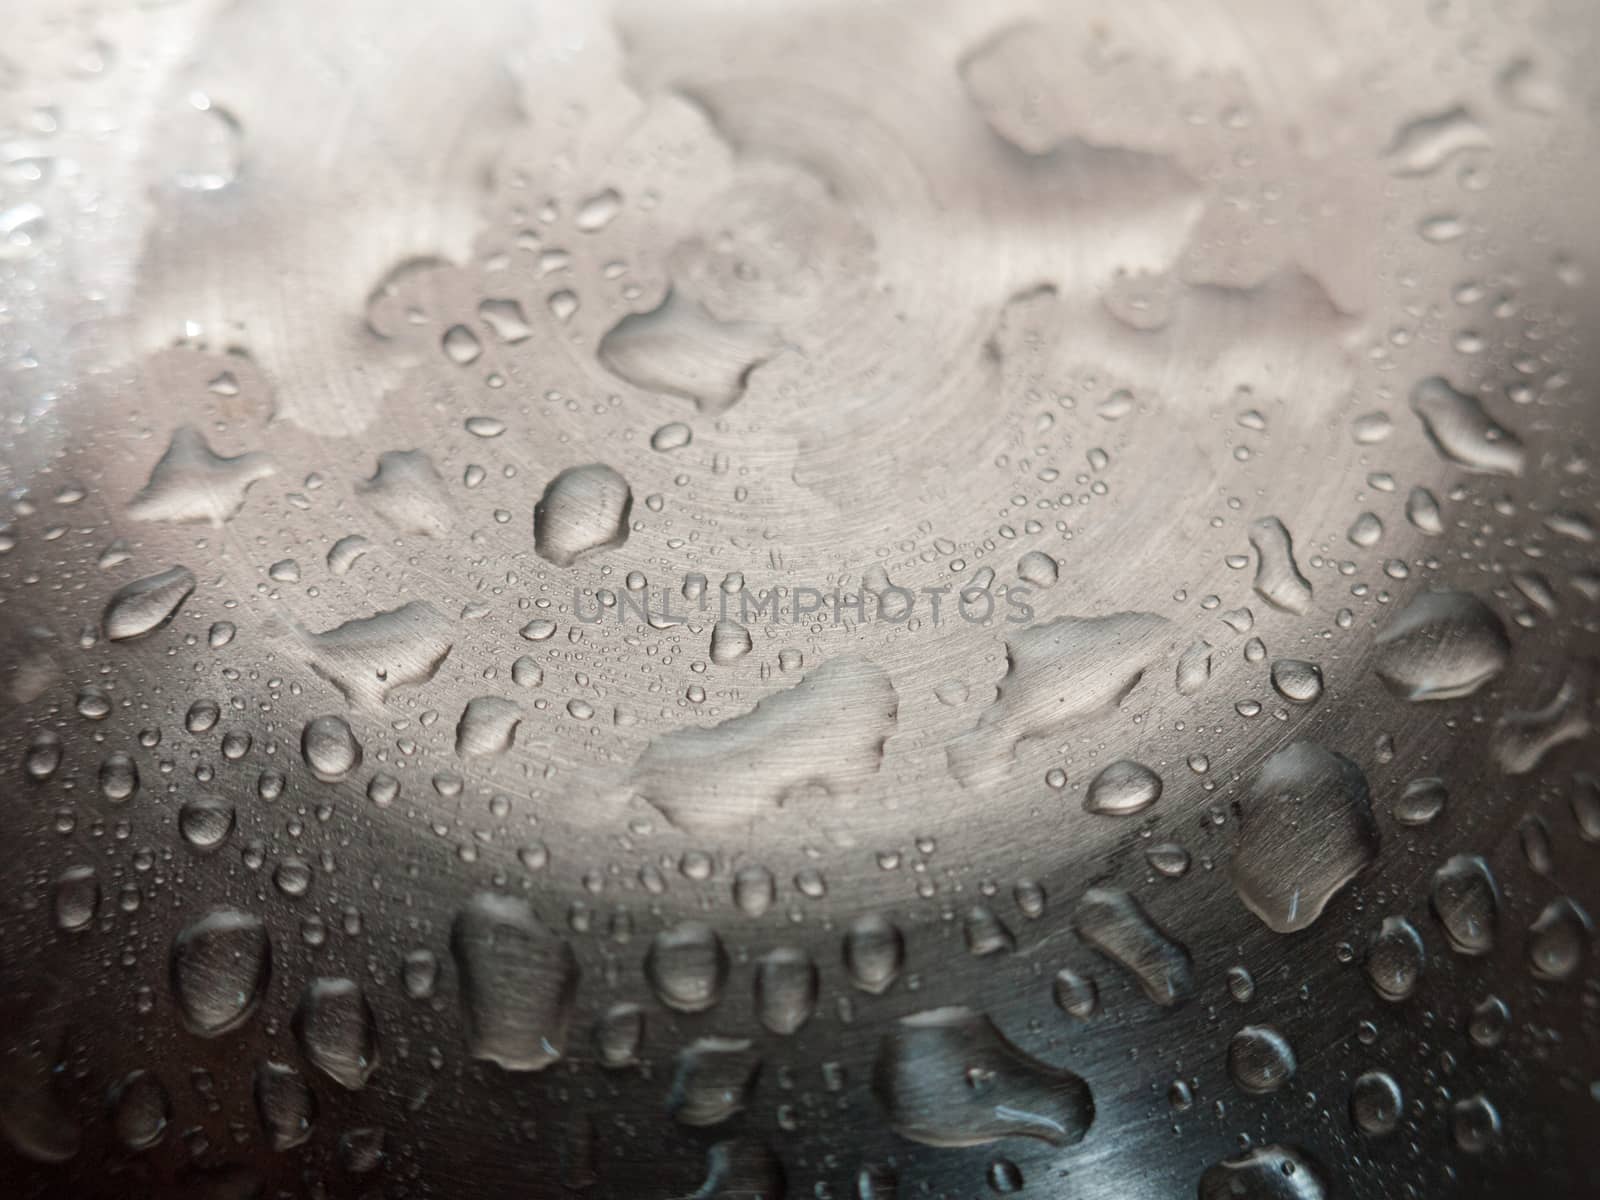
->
(2, 1), (1599, 1197)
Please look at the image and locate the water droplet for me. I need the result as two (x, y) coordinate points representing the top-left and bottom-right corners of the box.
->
(872, 1007), (1093, 1147)
(1052, 968), (1098, 1020)
(1176, 640), (1213, 696)
(534, 464), (633, 566)
(1269, 659), (1324, 705)
(1083, 760), (1163, 816)
(294, 977), (380, 1090)
(338, 1126), (386, 1174)
(456, 696), (521, 756)
(1231, 742), (1378, 933)
(178, 797), (235, 851)
(575, 188), (622, 232)
(1406, 486), (1444, 534)
(24, 731), (62, 781)
(1200, 1145), (1326, 1200)
(450, 892), (579, 1071)
(1394, 776), (1448, 826)
(949, 612), (1171, 787)
(845, 914), (905, 995)
(733, 866), (776, 918)
(103, 566), (196, 642)
(108, 1070), (172, 1151)
(594, 1003), (645, 1068)
(963, 905), (1016, 956)
(1492, 662), (1593, 776)
(1364, 916), (1425, 1001)
(754, 947), (819, 1035)
(645, 921), (729, 1013)
(1450, 1093), (1501, 1154)
(1526, 897), (1591, 982)
(325, 534), (371, 576)
(128, 427), (274, 526)
(599, 288), (782, 413)
(1017, 550), (1059, 587)
(1248, 518), (1312, 615)
(632, 657), (897, 834)
(668, 1037), (761, 1126)
(1146, 842), (1191, 877)
(1469, 995), (1510, 1047)
(1347, 511), (1383, 548)
(301, 601), (454, 706)
(710, 618), (753, 665)
(1411, 376), (1525, 477)
(1073, 888), (1194, 1007)
(651, 422), (693, 452)
(987, 1158), (1024, 1193)
(302, 715), (362, 781)
(443, 324), (483, 365)
(1386, 106), (1490, 175)
(401, 949), (438, 1000)
(1373, 590), (1508, 701)
(170, 908), (271, 1037)
(689, 1139), (785, 1199)
(253, 1061), (315, 1151)
(1430, 854), (1500, 956)
(1572, 773), (1600, 842)
(52, 865), (98, 932)
(359, 449), (452, 537)
(478, 298), (531, 343)
(98, 751), (139, 802)
(1227, 1025), (1296, 1095)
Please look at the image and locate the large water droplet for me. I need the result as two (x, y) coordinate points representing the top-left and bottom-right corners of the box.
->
(1072, 888), (1194, 1007)
(645, 922), (729, 1013)
(1248, 518), (1312, 615)
(709, 618), (753, 665)
(1200, 1144), (1327, 1200)
(253, 1061), (316, 1151)
(1430, 854), (1500, 956)
(1376, 590), (1510, 704)
(949, 612), (1172, 787)
(1410, 376), (1525, 476)
(1230, 742), (1378, 933)
(872, 1007), (1093, 1147)
(754, 947), (818, 1035)
(599, 288), (781, 413)
(450, 892), (579, 1071)
(844, 913), (905, 995)
(668, 1037), (762, 1126)
(301, 715), (362, 781)
(1083, 760), (1163, 816)
(1492, 662), (1592, 775)
(170, 908), (271, 1037)
(128, 426), (274, 526)
(103, 566), (196, 642)
(1227, 1024), (1296, 1094)
(108, 1070), (172, 1151)
(1270, 659), (1324, 705)
(456, 696), (521, 756)
(534, 464), (633, 566)
(300, 601), (455, 706)
(593, 1003), (645, 1069)
(294, 977), (380, 1090)
(632, 657), (897, 834)
(1363, 916), (1425, 1002)
(1349, 1070), (1403, 1137)
(358, 449), (452, 537)
(1526, 897), (1591, 981)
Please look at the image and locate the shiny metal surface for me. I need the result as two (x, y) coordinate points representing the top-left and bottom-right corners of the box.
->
(2, 1), (1599, 1196)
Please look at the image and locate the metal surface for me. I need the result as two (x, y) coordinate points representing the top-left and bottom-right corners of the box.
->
(2, 1), (1599, 1196)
